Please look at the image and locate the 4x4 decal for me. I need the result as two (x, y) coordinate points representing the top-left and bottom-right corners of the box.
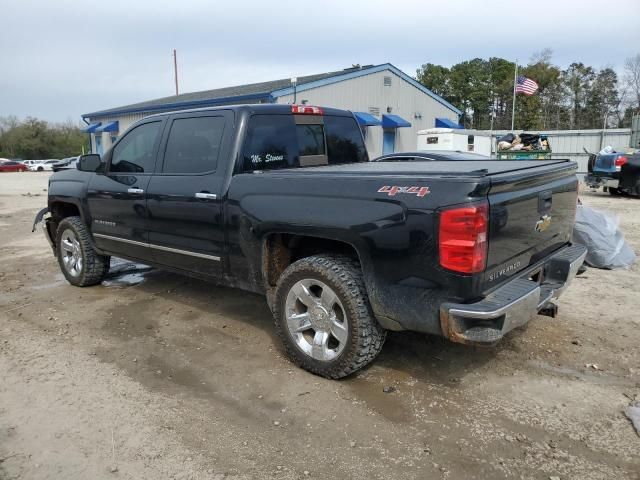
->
(378, 186), (431, 197)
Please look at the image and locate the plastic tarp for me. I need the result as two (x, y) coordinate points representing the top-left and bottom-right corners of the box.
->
(572, 205), (636, 269)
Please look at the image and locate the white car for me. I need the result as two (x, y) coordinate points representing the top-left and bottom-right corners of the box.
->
(23, 160), (45, 168)
(28, 160), (59, 172)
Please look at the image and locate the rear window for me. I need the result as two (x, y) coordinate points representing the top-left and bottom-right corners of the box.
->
(324, 116), (368, 164)
(296, 124), (325, 156)
(242, 114), (367, 172)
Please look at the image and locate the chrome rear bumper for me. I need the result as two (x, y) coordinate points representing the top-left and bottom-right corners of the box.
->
(440, 244), (587, 345)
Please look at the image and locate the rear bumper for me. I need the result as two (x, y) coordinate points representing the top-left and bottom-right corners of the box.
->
(585, 174), (619, 189)
(440, 244), (587, 345)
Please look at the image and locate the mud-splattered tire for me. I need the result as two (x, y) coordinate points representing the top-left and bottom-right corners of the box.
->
(56, 216), (110, 287)
(273, 255), (386, 379)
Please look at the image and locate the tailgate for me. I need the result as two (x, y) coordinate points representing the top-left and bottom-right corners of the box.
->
(484, 161), (578, 288)
(593, 153), (617, 173)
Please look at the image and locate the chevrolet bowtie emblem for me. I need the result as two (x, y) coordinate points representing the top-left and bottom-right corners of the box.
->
(535, 214), (552, 232)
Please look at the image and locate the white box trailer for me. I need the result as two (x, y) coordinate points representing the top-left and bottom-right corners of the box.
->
(417, 128), (492, 156)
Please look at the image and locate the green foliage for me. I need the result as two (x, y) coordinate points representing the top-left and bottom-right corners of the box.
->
(0, 117), (89, 159)
(416, 50), (634, 131)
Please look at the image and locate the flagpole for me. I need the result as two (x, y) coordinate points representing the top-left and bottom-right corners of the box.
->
(511, 60), (518, 131)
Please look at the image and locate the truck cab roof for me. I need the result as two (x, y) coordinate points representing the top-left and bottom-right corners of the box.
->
(144, 103), (356, 120)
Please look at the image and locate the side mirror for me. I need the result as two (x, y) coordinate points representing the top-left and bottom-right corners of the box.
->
(77, 154), (104, 173)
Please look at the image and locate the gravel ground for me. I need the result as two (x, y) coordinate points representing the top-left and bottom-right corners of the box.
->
(1, 172), (639, 480)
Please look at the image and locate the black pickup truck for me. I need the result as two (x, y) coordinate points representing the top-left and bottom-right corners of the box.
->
(34, 104), (586, 378)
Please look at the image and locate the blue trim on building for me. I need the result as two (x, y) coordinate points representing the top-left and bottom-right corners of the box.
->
(382, 114), (411, 128)
(94, 120), (119, 132)
(81, 122), (101, 133)
(353, 112), (382, 126)
(83, 93), (272, 119)
(435, 117), (462, 129)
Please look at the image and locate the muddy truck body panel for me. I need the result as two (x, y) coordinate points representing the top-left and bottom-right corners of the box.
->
(36, 104), (586, 360)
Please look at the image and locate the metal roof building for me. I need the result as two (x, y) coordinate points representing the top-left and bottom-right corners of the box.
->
(82, 63), (462, 159)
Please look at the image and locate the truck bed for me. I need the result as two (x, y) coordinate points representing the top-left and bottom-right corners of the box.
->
(269, 159), (573, 177)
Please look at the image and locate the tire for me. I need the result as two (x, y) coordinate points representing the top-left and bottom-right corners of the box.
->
(56, 216), (110, 287)
(609, 187), (623, 196)
(37, 166), (43, 171)
(273, 255), (386, 379)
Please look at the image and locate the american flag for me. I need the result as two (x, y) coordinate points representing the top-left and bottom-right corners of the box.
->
(515, 75), (539, 96)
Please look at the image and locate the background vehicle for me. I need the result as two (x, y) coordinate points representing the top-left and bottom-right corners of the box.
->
(374, 151), (492, 161)
(29, 159), (59, 172)
(52, 157), (79, 172)
(586, 150), (640, 196)
(22, 160), (45, 168)
(417, 128), (492, 156)
(34, 104), (585, 379)
(0, 161), (28, 172)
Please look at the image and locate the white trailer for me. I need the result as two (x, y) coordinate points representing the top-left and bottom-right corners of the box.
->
(417, 128), (492, 156)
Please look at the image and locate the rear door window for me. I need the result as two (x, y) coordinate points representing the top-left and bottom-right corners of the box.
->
(242, 115), (297, 171)
(162, 116), (226, 174)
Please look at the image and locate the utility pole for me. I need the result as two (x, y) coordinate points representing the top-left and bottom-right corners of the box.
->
(173, 49), (179, 96)
(511, 60), (518, 131)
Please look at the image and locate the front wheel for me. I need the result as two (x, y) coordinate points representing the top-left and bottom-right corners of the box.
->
(273, 255), (386, 379)
(56, 216), (110, 286)
(609, 187), (623, 196)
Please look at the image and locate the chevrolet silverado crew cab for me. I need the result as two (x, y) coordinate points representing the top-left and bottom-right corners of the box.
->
(34, 104), (586, 379)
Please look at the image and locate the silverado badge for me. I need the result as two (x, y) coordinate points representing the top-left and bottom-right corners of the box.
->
(535, 214), (552, 232)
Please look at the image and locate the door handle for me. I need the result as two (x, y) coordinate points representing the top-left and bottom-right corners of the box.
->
(127, 188), (144, 194)
(195, 192), (217, 200)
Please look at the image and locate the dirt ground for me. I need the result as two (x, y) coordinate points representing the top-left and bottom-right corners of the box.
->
(1, 171), (638, 480)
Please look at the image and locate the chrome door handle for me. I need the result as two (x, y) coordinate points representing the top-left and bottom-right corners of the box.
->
(127, 188), (144, 194)
(195, 192), (217, 200)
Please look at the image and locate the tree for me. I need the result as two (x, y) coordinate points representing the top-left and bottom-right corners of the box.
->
(563, 63), (596, 129)
(415, 54), (627, 131)
(416, 63), (451, 98)
(585, 68), (620, 128)
(0, 117), (88, 159)
(623, 53), (640, 112)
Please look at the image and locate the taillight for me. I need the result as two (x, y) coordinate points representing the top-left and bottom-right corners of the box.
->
(615, 156), (628, 168)
(291, 105), (323, 115)
(439, 202), (488, 274)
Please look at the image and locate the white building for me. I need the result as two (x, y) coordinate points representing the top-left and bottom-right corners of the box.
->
(82, 63), (462, 159)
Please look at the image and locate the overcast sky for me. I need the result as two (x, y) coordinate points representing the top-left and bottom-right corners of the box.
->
(1, 0), (639, 123)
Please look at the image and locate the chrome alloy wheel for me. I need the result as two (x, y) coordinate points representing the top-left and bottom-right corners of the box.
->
(60, 229), (83, 277)
(285, 279), (348, 361)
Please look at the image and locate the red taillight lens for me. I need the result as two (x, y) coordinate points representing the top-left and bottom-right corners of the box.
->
(439, 202), (489, 274)
(291, 105), (323, 115)
(615, 156), (628, 167)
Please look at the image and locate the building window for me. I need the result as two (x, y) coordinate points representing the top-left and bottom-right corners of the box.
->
(383, 76), (392, 86)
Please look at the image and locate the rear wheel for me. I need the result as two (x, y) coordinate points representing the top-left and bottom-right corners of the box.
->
(273, 255), (386, 379)
(56, 216), (110, 286)
(609, 187), (623, 196)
